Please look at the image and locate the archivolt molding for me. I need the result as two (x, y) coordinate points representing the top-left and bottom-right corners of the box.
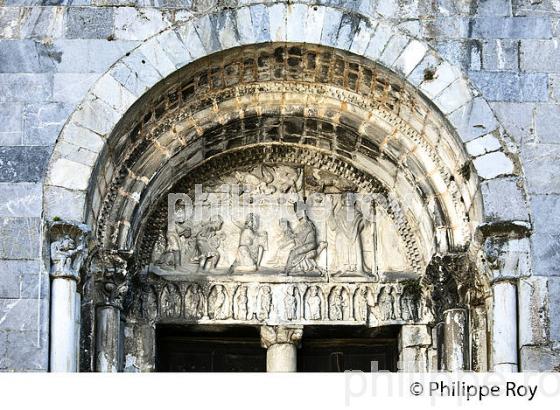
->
(44, 2), (528, 278)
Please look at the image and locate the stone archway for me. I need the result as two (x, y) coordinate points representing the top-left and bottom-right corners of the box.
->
(43, 3), (530, 373)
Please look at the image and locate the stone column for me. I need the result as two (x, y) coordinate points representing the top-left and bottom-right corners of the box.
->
(442, 308), (468, 371)
(49, 222), (88, 372)
(491, 280), (518, 372)
(94, 253), (129, 372)
(260, 326), (303, 372)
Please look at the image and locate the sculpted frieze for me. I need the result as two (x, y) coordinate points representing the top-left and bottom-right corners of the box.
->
(131, 279), (428, 327)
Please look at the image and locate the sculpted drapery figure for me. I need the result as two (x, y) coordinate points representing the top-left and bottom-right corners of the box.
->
(284, 285), (300, 320)
(208, 285), (229, 320)
(233, 286), (249, 320)
(185, 284), (205, 319)
(284, 208), (327, 275)
(230, 213), (268, 272)
(305, 286), (323, 320)
(330, 195), (370, 276)
(257, 286), (273, 320)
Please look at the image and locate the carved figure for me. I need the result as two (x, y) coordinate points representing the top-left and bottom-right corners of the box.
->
(230, 213), (268, 272)
(268, 219), (296, 267)
(257, 286), (272, 320)
(330, 195), (370, 276)
(400, 286), (419, 321)
(208, 285), (229, 320)
(161, 284), (182, 318)
(185, 284), (205, 319)
(195, 215), (225, 271)
(305, 286), (323, 320)
(141, 285), (158, 321)
(50, 234), (84, 278)
(354, 286), (375, 322)
(284, 209), (327, 275)
(329, 286), (350, 320)
(157, 203), (192, 268)
(284, 285), (299, 320)
(233, 286), (249, 320)
(378, 286), (395, 321)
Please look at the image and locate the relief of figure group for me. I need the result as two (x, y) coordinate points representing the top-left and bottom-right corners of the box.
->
(138, 282), (422, 324)
(153, 193), (378, 278)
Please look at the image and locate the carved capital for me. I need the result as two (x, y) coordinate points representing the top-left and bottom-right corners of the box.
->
(260, 325), (303, 349)
(49, 221), (90, 281)
(423, 253), (475, 320)
(92, 251), (129, 310)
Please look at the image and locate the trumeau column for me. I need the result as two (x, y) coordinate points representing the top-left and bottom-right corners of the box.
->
(49, 222), (89, 372)
(93, 252), (129, 372)
(260, 326), (303, 372)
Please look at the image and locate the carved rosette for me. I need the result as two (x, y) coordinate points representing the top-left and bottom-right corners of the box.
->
(92, 252), (129, 310)
(49, 221), (90, 281)
(260, 326), (303, 349)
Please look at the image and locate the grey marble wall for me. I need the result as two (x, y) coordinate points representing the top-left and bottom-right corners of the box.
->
(0, 0), (559, 371)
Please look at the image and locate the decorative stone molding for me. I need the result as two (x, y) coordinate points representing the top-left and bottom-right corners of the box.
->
(49, 221), (90, 281)
(92, 251), (130, 310)
(260, 326), (303, 349)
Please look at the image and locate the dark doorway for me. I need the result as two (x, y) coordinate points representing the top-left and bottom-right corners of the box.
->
(156, 325), (266, 372)
(297, 326), (399, 372)
(155, 325), (399, 372)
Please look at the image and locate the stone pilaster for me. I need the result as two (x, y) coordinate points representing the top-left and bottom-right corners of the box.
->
(260, 325), (303, 372)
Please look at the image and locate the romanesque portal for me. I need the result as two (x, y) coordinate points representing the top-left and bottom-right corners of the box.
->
(47, 43), (497, 373)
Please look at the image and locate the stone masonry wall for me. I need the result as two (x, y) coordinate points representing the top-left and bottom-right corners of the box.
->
(0, 0), (559, 371)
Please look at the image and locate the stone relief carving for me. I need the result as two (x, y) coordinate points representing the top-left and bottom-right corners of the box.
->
(161, 284), (182, 319)
(184, 284), (205, 319)
(284, 285), (301, 321)
(256, 286), (273, 320)
(233, 285), (250, 320)
(284, 208), (327, 275)
(328, 286), (351, 320)
(49, 222), (89, 280)
(230, 213), (268, 273)
(260, 326), (303, 349)
(208, 285), (230, 320)
(149, 163), (394, 279)
(131, 280), (424, 326)
(93, 252), (129, 310)
(304, 286), (324, 320)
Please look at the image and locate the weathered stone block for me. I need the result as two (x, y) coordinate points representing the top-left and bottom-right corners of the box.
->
(420, 17), (470, 39)
(22, 102), (73, 145)
(434, 78), (473, 114)
(0, 102), (23, 145)
(393, 39), (428, 76)
(249, 3), (270, 43)
(449, 97), (498, 142)
(46, 157), (92, 191)
(531, 233), (560, 277)
(419, 60), (461, 99)
(519, 276), (549, 346)
(472, 151), (514, 179)
(44, 185), (87, 222)
(469, 71), (548, 102)
(18, 6), (65, 40)
(0, 183), (42, 218)
(490, 102), (534, 144)
(0, 217), (41, 259)
(0, 260), (47, 300)
(0, 73), (52, 102)
(0, 40), (57, 73)
(0, 146), (50, 182)
(522, 143), (560, 194)
(482, 39), (519, 71)
(520, 346), (560, 371)
(534, 104), (560, 144)
(52, 73), (98, 103)
(481, 176), (529, 222)
(400, 325), (432, 348)
(476, 0), (513, 17)
(114, 7), (171, 41)
(4, 329), (49, 371)
(546, 277), (560, 343)
(531, 195), (560, 235)
(470, 17), (552, 39)
(520, 39), (560, 72)
(65, 7), (114, 40)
